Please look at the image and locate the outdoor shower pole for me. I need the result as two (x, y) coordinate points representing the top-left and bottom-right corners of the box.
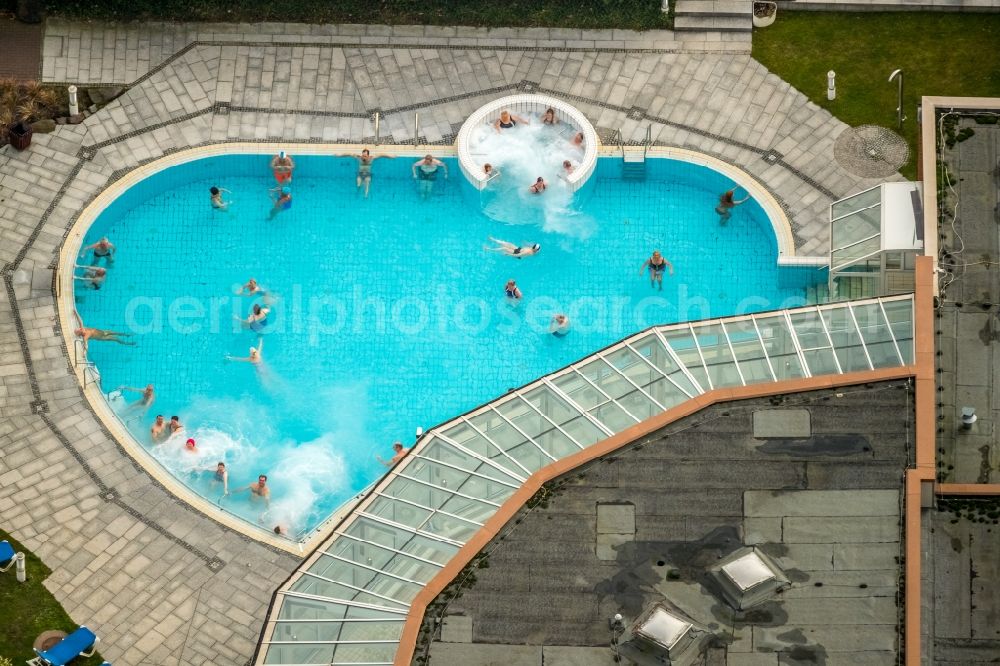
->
(888, 69), (904, 129)
(68, 85), (79, 116)
(414, 112), (419, 148)
(373, 111), (380, 146)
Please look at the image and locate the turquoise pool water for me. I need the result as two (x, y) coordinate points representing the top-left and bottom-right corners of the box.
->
(74, 154), (820, 538)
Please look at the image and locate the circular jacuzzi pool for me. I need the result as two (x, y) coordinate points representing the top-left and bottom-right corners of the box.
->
(62, 144), (810, 542)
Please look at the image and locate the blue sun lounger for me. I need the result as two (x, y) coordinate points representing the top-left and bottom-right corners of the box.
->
(0, 540), (15, 572)
(27, 626), (99, 666)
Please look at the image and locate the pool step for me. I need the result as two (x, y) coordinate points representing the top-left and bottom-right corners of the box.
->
(830, 277), (879, 301)
(805, 282), (831, 305)
(622, 159), (647, 181)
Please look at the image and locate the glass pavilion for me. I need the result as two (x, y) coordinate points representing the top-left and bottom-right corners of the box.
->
(829, 182), (923, 300)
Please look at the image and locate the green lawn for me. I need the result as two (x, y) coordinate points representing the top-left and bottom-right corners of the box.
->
(11, 0), (671, 30)
(752, 12), (1000, 179)
(0, 530), (104, 665)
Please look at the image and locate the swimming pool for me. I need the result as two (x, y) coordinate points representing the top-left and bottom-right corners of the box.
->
(69, 151), (821, 539)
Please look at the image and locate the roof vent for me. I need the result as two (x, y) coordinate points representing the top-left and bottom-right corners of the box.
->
(617, 601), (711, 665)
(709, 546), (790, 610)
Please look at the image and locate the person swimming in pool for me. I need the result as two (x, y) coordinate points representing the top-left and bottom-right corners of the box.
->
(571, 132), (585, 148)
(484, 237), (540, 258)
(639, 250), (674, 291)
(529, 177), (546, 194)
(341, 148), (394, 198)
(549, 314), (571, 337)
(504, 279), (523, 302)
(79, 236), (115, 266)
(211, 461), (229, 495)
(74, 265), (107, 289)
(238, 277), (264, 296)
(150, 414), (168, 442)
(236, 303), (270, 332)
(483, 163), (500, 181)
(227, 338), (264, 365)
(119, 383), (155, 411)
(269, 186), (292, 219)
(376, 441), (410, 467)
(494, 109), (529, 132)
(412, 155), (448, 200)
(240, 475), (271, 507)
(210, 186), (231, 210)
(540, 107), (558, 125)
(168, 415), (184, 436)
(270, 151), (294, 183)
(715, 188), (750, 224)
(562, 160), (574, 175)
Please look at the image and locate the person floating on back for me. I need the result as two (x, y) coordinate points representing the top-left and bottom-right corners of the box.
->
(715, 188), (750, 224)
(484, 237), (540, 259)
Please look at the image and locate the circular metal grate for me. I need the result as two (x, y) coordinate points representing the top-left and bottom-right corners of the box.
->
(833, 124), (910, 178)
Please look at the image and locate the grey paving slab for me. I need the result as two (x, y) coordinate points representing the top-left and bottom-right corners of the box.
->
(752, 408), (811, 438)
(745, 489), (898, 517)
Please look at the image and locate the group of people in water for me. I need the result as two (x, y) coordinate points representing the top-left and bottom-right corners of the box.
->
(481, 107), (586, 195)
(208, 149), (453, 215)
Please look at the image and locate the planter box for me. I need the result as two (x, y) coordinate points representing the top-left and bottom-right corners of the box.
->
(8, 121), (33, 150)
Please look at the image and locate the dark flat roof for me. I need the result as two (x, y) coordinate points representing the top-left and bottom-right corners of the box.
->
(415, 381), (912, 665)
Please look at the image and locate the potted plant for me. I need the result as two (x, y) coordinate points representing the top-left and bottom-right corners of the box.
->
(753, 1), (777, 27)
(1, 80), (57, 150)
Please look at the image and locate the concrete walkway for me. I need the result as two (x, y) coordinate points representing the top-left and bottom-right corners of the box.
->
(0, 19), (899, 665)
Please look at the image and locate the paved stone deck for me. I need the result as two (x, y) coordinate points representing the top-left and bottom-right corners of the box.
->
(1, 20), (903, 666)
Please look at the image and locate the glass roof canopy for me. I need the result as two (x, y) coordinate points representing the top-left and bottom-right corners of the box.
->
(257, 295), (915, 665)
(830, 182), (922, 273)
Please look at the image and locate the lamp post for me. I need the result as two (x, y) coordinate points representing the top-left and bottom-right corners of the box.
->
(827, 71), (836, 101)
(888, 69), (905, 130)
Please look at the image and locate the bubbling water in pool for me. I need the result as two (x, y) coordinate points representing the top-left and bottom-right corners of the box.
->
(151, 392), (352, 535)
(470, 116), (595, 238)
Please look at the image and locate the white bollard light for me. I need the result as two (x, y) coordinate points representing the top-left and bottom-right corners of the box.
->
(68, 85), (79, 116)
(16, 552), (26, 583)
(827, 71), (836, 101)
